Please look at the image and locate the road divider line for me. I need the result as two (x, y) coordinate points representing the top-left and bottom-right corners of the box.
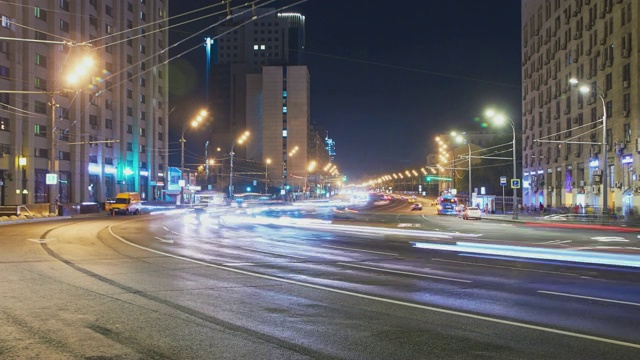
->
(338, 262), (471, 283)
(432, 258), (580, 277)
(538, 290), (640, 307)
(240, 247), (306, 259)
(323, 245), (398, 256)
(155, 236), (174, 243)
(107, 223), (640, 350)
(222, 263), (256, 266)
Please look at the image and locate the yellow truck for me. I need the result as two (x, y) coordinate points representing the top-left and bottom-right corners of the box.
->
(109, 192), (142, 215)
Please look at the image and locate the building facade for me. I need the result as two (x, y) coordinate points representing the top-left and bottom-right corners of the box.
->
(0, 0), (169, 206)
(522, 0), (637, 213)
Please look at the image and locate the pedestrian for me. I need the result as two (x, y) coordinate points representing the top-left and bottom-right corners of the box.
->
(539, 202), (544, 213)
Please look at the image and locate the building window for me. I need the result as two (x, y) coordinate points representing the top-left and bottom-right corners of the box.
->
(59, 0), (70, 11)
(140, 44), (146, 54)
(105, 5), (113, 17)
(127, 54), (133, 64)
(58, 131), (69, 142)
(89, 114), (98, 128)
(606, 100), (613, 117)
(127, 89), (133, 99)
(624, 123), (631, 143)
(89, 15), (97, 28)
(140, 94), (145, 104)
(140, 145), (146, 153)
(105, 99), (112, 110)
(89, 154), (98, 163)
(127, 2), (133, 12)
(140, 11), (146, 21)
(34, 101), (47, 114)
(59, 151), (71, 161)
(158, 116), (163, 125)
(35, 54), (47, 68)
(105, 157), (114, 165)
(158, 132), (163, 140)
(34, 124), (47, 137)
(105, 24), (112, 34)
(34, 7), (47, 21)
(0, 117), (9, 131)
(0, 65), (9, 79)
(1, 15), (10, 28)
(35, 148), (49, 158)
(139, 128), (146, 137)
(59, 20), (69, 33)
(105, 118), (113, 129)
(127, 124), (133, 134)
(139, 77), (146, 87)
(127, 107), (133, 116)
(127, 142), (133, 152)
(140, 111), (146, 121)
(34, 77), (47, 90)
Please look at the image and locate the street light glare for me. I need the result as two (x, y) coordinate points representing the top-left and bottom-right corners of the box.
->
(200, 109), (208, 116)
(81, 57), (94, 68)
(450, 131), (457, 136)
(493, 114), (506, 124)
(191, 120), (198, 127)
(67, 73), (79, 84)
(266, 158), (272, 164)
(485, 109), (495, 118)
(569, 78), (579, 85)
(579, 85), (591, 94)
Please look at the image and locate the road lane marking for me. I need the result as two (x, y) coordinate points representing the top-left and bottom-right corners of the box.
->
(536, 240), (572, 245)
(239, 247), (306, 259)
(155, 236), (174, 243)
(27, 238), (57, 244)
(323, 245), (398, 256)
(222, 263), (256, 266)
(432, 258), (579, 277)
(108, 223), (640, 350)
(590, 236), (629, 242)
(538, 290), (640, 307)
(338, 263), (471, 283)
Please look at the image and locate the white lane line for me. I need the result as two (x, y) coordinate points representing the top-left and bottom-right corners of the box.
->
(239, 247), (306, 259)
(338, 263), (472, 283)
(107, 223), (640, 350)
(222, 262), (256, 266)
(323, 245), (398, 256)
(536, 240), (573, 245)
(538, 290), (640, 307)
(27, 238), (57, 244)
(433, 258), (579, 277)
(155, 236), (174, 243)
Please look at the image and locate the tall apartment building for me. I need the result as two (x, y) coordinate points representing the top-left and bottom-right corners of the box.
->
(246, 65), (311, 189)
(522, 0), (637, 213)
(209, 8), (305, 156)
(0, 0), (169, 206)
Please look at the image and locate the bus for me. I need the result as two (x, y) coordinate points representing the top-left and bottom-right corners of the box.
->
(437, 194), (459, 215)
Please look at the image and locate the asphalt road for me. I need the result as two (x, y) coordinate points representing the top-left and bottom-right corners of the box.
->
(0, 202), (639, 359)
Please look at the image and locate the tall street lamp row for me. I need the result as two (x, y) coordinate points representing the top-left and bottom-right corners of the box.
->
(451, 131), (472, 206)
(181, 109), (208, 183)
(485, 109), (518, 219)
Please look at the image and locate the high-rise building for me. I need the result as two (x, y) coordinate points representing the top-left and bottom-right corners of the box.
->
(325, 133), (336, 162)
(0, 0), (169, 206)
(246, 65), (310, 190)
(521, 0), (636, 213)
(208, 8), (305, 156)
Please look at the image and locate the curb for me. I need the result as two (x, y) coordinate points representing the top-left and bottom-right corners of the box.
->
(0, 215), (73, 226)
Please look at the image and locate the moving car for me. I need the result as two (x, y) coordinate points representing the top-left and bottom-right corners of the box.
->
(110, 192), (142, 215)
(410, 203), (423, 211)
(462, 207), (482, 220)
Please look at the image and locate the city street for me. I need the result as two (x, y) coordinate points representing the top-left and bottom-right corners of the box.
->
(1, 202), (639, 359)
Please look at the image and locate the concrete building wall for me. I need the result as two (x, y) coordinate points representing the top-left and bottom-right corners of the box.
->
(522, 0), (638, 213)
(0, 0), (169, 206)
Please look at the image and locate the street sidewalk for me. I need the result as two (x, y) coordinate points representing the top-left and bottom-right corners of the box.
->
(481, 211), (640, 232)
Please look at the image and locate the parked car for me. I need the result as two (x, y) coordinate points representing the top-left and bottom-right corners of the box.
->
(110, 192), (143, 215)
(410, 203), (423, 211)
(462, 207), (482, 220)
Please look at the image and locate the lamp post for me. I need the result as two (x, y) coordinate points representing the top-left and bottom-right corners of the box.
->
(229, 131), (250, 200)
(286, 146), (299, 199)
(265, 158), (271, 194)
(180, 110), (207, 183)
(452, 132), (472, 206)
(486, 110), (519, 219)
(570, 79), (608, 214)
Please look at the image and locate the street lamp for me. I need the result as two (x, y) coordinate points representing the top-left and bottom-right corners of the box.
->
(229, 131), (250, 200)
(570, 78), (608, 215)
(265, 158), (271, 194)
(485, 109), (519, 219)
(181, 109), (207, 184)
(452, 131), (472, 206)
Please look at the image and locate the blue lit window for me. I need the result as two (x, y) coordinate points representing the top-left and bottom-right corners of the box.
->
(283, 106), (287, 113)
(283, 91), (287, 97)
(282, 130), (287, 137)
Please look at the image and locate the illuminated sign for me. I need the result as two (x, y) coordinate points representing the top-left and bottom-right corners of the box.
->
(139, 170), (149, 176)
(537, 170), (544, 174)
(621, 154), (633, 164)
(88, 163), (101, 175)
(46, 173), (58, 185)
(589, 159), (600, 167)
(105, 166), (116, 174)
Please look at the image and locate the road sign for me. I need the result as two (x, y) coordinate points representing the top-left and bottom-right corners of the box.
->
(500, 176), (507, 186)
(511, 179), (521, 188)
(46, 173), (57, 185)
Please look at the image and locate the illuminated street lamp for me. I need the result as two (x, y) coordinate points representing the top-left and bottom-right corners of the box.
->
(181, 109), (207, 183)
(570, 78), (608, 214)
(451, 131), (472, 206)
(485, 109), (518, 219)
(229, 131), (250, 200)
(265, 158), (271, 194)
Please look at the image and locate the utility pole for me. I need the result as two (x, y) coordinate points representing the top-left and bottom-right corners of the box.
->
(48, 94), (59, 214)
(205, 141), (209, 189)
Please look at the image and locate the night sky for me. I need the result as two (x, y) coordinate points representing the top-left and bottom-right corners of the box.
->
(169, 0), (522, 181)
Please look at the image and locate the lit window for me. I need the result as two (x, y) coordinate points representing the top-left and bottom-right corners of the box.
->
(283, 106), (287, 113)
(260, 45), (266, 50)
(282, 130), (287, 137)
(253, 45), (258, 50)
